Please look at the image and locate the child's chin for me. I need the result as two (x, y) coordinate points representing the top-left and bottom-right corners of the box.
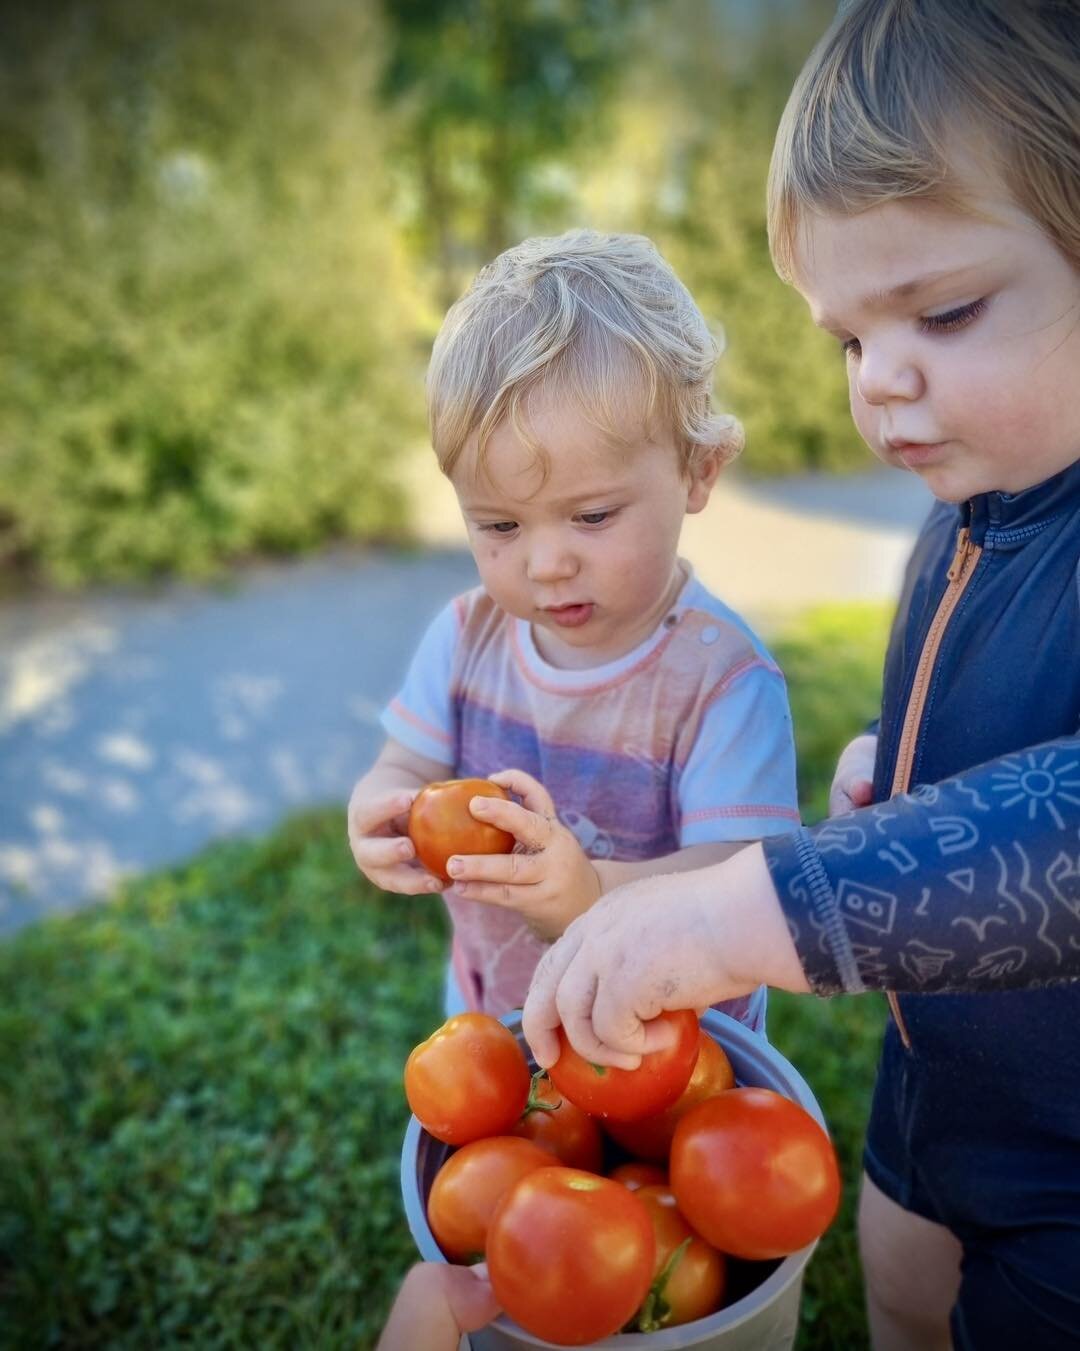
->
(888, 454), (967, 503)
(917, 463), (986, 504)
(923, 476), (970, 504)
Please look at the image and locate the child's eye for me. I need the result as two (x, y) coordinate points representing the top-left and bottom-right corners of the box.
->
(576, 509), (616, 526)
(920, 298), (987, 334)
(839, 336), (861, 360)
(478, 521), (518, 535)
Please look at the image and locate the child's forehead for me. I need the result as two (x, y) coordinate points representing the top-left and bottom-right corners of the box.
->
(790, 192), (1031, 314)
(520, 391), (655, 454)
(790, 137), (1031, 286)
(454, 400), (674, 505)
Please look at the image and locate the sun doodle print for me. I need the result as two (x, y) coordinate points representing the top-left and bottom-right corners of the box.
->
(990, 749), (1080, 829)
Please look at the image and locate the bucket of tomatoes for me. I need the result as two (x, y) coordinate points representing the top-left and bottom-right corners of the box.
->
(400, 1008), (840, 1350)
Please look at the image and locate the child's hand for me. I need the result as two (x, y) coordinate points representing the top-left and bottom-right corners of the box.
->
(376, 1261), (498, 1351)
(347, 783), (445, 894)
(828, 733), (878, 816)
(522, 843), (809, 1072)
(445, 768), (602, 941)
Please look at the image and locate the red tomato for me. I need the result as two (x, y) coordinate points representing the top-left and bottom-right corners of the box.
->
(634, 1185), (727, 1330)
(511, 1075), (604, 1173)
(605, 1030), (736, 1161)
(427, 1136), (552, 1261)
(405, 1013), (531, 1146)
(609, 1161), (668, 1191)
(547, 1009), (700, 1123)
(408, 778), (515, 882)
(671, 1088), (841, 1260)
(488, 1166), (656, 1345)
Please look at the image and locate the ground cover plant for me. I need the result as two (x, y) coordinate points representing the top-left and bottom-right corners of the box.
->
(0, 604), (888, 1348)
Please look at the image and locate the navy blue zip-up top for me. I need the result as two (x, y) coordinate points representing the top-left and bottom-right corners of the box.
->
(763, 459), (1080, 1129)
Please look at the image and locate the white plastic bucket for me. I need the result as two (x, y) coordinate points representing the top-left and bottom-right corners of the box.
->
(400, 1009), (828, 1350)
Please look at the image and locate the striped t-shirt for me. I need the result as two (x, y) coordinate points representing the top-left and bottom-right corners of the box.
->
(382, 567), (800, 1020)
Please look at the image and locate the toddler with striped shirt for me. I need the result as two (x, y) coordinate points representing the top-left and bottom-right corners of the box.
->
(347, 230), (800, 1025)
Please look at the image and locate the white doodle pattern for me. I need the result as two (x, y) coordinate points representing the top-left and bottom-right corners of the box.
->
(769, 734), (1080, 995)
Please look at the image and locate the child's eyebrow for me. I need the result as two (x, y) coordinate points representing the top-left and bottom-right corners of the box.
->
(548, 487), (623, 510)
(459, 502), (514, 516)
(462, 485), (624, 515)
(813, 263), (986, 332)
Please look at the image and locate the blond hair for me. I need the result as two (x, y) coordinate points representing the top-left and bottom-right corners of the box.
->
(426, 230), (743, 480)
(768, 0), (1080, 280)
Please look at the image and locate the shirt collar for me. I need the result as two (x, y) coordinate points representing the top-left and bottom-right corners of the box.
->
(964, 457), (1080, 549)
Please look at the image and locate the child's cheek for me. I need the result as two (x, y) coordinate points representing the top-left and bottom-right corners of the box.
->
(850, 398), (883, 458)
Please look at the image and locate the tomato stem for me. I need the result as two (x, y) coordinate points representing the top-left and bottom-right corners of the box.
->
(521, 1068), (560, 1118)
(632, 1236), (691, 1333)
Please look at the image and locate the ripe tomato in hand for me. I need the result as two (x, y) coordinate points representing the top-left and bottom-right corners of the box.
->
(604, 1030), (736, 1161)
(634, 1185), (726, 1330)
(408, 778), (515, 883)
(609, 1161), (668, 1191)
(671, 1087), (841, 1260)
(427, 1136), (552, 1261)
(548, 1009), (700, 1122)
(511, 1074), (604, 1173)
(405, 1012), (531, 1145)
(487, 1166), (656, 1345)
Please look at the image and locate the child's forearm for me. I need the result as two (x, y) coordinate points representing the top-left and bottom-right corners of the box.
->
(593, 841), (749, 895)
(765, 730), (1080, 995)
(359, 761), (429, 798)
(355, 739), (451, 801)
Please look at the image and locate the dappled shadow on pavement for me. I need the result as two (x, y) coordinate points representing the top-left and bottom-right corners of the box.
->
(0, 547), (478, 933)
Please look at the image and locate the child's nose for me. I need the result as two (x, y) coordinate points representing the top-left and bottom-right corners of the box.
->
(525, 531), (577, 582)
(855, 345), (924, 406)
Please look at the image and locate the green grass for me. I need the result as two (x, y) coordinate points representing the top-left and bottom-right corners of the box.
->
(771, 602), (892, 827)
(0, 604), (889, 1349)
(0, 822), (447, 1350)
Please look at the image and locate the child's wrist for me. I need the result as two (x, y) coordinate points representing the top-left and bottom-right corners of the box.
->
(713, 845), (810, 995)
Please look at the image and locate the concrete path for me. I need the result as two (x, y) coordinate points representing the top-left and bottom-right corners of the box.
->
(0, 465), (932, 934)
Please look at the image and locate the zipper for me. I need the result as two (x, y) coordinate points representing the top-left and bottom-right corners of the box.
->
(886, 524), (981, 1048)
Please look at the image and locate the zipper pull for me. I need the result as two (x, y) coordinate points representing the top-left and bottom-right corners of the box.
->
(947, 526), (973, 582)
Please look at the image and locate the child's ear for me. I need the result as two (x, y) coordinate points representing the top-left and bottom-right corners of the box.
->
(685, 448), (722, 514)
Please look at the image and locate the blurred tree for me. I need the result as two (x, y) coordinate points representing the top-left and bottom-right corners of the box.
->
(575, 0), (865, 474)
(379, 0), (639, 307)
(0, 0), (422, 585)
(0, 0), (879, 592)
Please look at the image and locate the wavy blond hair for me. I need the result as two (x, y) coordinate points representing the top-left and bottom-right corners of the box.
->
(768, 0), (1080, 280)
(427, 229), (743, 481)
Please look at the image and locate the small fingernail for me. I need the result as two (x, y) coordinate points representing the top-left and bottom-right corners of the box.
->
(471, 798), (488, 814)
(447, 858), (463, 877)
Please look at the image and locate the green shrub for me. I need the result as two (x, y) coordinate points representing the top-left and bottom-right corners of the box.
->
(0, 0), (421, 585)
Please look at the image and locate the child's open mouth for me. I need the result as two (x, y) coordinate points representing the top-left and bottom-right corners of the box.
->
(545, 603), (594, 628)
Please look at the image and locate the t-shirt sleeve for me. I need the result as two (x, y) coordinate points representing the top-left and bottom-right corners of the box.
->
(678, 665), (801, 846)
(379, 598), (460, 766)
